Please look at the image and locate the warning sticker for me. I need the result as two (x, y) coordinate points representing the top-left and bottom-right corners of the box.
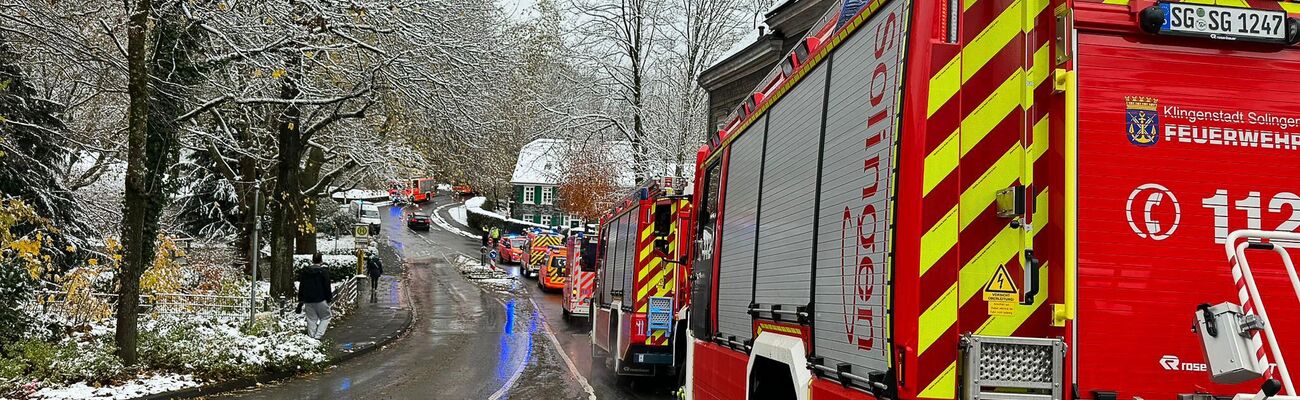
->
(988, 301), (1015, 316)
(982, 264), (1020, 303)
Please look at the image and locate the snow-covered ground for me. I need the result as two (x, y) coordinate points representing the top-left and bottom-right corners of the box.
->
(449, 206), (468, 227)
(316, 235), (356, 253)
(31, 374), (199, 400)
(15, 312), (326, 400)
(453, 255), (519, 294)
(430, 206), (477, 239)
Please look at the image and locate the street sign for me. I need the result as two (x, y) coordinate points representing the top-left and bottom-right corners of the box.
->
(354, 223), (371, 238)
(489, 250), (499, 260)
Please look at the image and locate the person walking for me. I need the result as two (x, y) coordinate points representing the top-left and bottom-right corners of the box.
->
(365, 252), (383, 302)
(297, 253), (333, 339)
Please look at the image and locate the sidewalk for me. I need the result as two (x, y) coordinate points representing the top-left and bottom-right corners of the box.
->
(323, 274), (411, 360)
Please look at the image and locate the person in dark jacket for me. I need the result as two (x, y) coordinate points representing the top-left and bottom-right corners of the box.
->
(297, 253), (333, 339)
(365, 251), (383, 302)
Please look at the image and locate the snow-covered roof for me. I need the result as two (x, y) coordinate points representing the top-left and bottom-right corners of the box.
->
(510, 139), (638, 187)
(511, 138), (566, 185)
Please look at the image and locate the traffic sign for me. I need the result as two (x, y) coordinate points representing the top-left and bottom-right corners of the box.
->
(354, 223), (371, 238)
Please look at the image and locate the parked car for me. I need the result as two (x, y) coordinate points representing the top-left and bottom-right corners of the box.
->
(407, 212), (431, 231)
(496, 235), (527, 263)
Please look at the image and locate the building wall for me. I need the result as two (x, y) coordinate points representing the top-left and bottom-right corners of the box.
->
(510, 183), (584, 228)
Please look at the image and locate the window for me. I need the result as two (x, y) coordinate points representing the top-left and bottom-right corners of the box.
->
(542, 186), (554, 205)
(541, 214), (552, 226)
(523, 185), (535, 205)
(522, 213), (533, 223)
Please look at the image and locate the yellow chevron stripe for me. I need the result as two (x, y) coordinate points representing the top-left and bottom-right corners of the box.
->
(639, 241), (653, 262)
(1102, 0), (1127, 4)
(919, 363), (956, 398)
(1025, 45), (1051, 108)
(962, 0), (1025, 82)
(918, 284), (957, 354)
(958, 145), (1023, 228)
(641, 224), (653, 241)
(928, 54), (962, 118)
(636, 261), (667, 301)
(1283, 2), (1300, 14)
(919, 207), (958, 276)
(917, 190), (1049, 355)
(959, 70), (1025, 155)
(638, 255), (661, 280)
(922, 129), (959, 195)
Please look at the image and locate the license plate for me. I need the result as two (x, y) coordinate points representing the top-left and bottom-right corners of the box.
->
(1161, 3), (1287, 42)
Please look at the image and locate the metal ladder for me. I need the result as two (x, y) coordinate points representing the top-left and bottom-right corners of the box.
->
(1207, 230), (1300, 400)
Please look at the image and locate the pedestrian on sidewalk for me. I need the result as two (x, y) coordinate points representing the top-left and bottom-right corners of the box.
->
(297, 252), (333, 339)
(365, 251), (383, 303)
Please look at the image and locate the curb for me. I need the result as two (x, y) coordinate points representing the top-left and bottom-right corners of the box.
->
(133, 278), (415, 400)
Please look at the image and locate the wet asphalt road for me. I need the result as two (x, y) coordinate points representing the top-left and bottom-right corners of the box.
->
(222, 194), (675, 400)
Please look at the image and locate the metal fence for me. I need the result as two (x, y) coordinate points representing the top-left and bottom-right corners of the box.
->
(30, 275), (364, 321)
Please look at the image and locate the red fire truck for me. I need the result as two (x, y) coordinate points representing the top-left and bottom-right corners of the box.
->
(401, 178), (436, 203)
(681, 0), (1300, 399)
(563, 229), (599, 322)
(592, 179), (693, 377)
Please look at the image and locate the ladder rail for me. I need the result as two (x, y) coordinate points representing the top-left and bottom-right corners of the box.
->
(1224, 230), (1300, 395)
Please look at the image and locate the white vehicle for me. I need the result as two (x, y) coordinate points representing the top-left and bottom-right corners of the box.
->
(351, 201), (382, 233)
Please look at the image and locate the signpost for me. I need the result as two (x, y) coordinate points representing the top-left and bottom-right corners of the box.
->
(354, 223), (371, 276)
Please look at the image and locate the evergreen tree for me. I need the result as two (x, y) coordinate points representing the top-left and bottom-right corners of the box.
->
(0, 32), (90, 265)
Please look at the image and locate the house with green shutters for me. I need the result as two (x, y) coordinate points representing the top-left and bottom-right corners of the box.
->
(509, 138), (655, 228)
(509, 139), (591, 228)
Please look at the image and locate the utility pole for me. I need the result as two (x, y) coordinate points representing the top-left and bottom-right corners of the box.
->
(248, 180), (261, 326)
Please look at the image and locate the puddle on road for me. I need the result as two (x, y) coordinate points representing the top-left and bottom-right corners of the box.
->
(495, 299), (536, 383)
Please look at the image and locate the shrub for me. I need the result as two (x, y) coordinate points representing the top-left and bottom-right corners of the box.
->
(292, 254), (356, 282)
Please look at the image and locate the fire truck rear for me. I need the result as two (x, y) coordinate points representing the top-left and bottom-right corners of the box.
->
(524, 230), (562, 278)
(592, 178), (693, 377)
(682, 0), (1300, 399)
(563, 229), (598, 322)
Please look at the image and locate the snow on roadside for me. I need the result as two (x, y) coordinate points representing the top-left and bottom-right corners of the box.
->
(431, 205), (477, 238)
(453, 255), (519, 293)
(464, 197), (547, 229)
(31, 374), (199, 400)
(449, 205), (469, 227)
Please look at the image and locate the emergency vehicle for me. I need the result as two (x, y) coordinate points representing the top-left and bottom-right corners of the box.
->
(538, 246), (568, 291)
(591, 178), (693, 377)
(563, 229), (599, 322)
(403, 178), (436, 203)
(524, 230), (563, 278)
(680, 0), (1300, 399)
(496, 235), (526, 264)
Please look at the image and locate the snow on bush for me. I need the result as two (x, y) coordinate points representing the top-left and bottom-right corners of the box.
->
(1, 312), (326, 398)
(292, 254), (361, 283)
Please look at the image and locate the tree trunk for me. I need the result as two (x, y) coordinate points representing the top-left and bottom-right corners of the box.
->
(295, 147), (325, 254)
(114, 0), (152, 366)
(268, 57), (304, 299)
